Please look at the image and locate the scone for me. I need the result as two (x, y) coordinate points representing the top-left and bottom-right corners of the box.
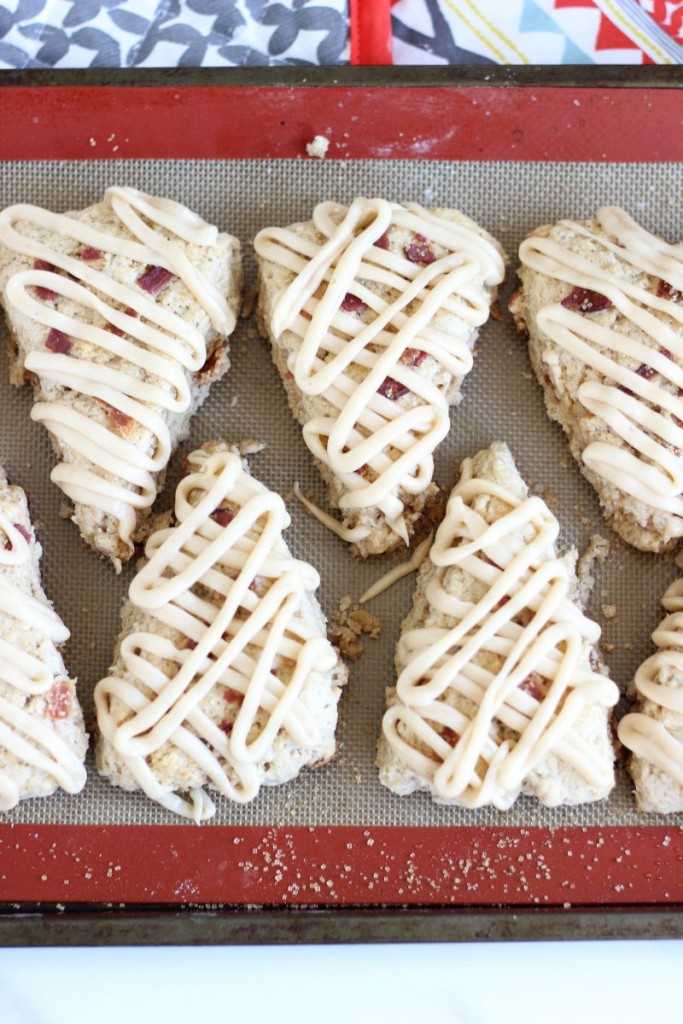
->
(618, 579), (683, 812)
(0, 465), (87, 809)
(510, 207), (683, 553)
(0, 187), (242, 569)
(377, 441), (619, 809)
(94, 441), (347, 821)
(255, 197), (505, 556)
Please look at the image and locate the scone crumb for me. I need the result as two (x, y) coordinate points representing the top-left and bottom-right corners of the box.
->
(576, 534), (610, 607)
(328, 600), (382, 661)
(306, 135), (330, 159)
(601, 604), (617, 619)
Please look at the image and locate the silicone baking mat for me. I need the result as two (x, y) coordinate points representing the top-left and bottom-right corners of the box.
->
(0, 154), (677, 830)
(0, 71), (680, 930)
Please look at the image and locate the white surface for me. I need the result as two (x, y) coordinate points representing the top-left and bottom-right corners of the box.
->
(1, 941), (682, 1023)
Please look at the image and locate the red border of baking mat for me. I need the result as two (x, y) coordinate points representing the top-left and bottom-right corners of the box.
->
(1, 85), (682, 162)
(0, 79), (681, 912)
(0, 825), (680, 906)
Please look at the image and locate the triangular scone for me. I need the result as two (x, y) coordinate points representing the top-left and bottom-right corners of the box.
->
(0, 187), (242, 569)
(94, 441), (347, 821)
(618, 580), (683, 812)
(378, 441), (619, 809)
(0, 466), (87, 809)
(510, 207), (683, 553)
(255, 198), (505, 556)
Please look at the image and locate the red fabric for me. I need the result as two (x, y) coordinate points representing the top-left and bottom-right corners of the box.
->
(648, 0), (683, 40)
(595, 13), (641, 50)
(553, 0), (597, 8)
(350, 0), (393, 65)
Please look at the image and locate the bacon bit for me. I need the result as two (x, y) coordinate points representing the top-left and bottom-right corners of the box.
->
(377, 375), (409, 401)
(561, 287), (612, 313)
(542, 372), (559, 396)
(45, 680), (71, 720)
(211, 507), (235, 527)
(138, 265), (175, 294)
(219, 720), (234, 734)
(374, 229), (391, 250)
(81, 246), (103, 261)
(106, 308), (138, 337)
(400, 347), (428, 367)
(441, 727), (460, 747)
(12, 523), (31, 545)
(224, 687), (243, 705)
(32, 258), (58, 301)
(185, 638), (198, 651)
(34, 259), (55, 273)
(618, 384), (635, 397)
(45, 328), (71, 354)
(199, 344), (223, 379)
(519, 671), (547, 701)
(97, 398), (133, 430)
(404, 234), (436, 266)
(340, 292), (368, 313)
(661, 348), (674, 361)
(657, 279), (683, 303)
(636, 363), (657, 381)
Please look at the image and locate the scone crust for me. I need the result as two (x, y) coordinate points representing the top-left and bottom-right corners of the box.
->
(511, 212), (683, 553)
(95, 440), (347, 819)
(0, 190), (242, 567)
(256, 199), (505, 556)
(377, 441), (618, 809)
(0, 466), (87, 807)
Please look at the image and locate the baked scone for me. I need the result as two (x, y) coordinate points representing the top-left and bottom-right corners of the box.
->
(0, 465), (87, 809)
(378, 441), (619, 809)
(94, 441), (347, 821)
(0, 187), (242, 569)
(254, 198), (505, 556)
(618, 579), (683, 812)
(511, 207), (683, 553)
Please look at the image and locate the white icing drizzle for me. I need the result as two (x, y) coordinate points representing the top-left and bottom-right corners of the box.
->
(382, 454), (618, 809)
(292, 482), (371, 542)
(0, 507), (86, 810)
(519, 206), (683, 541)
(618, 578), (683, 789)
(255, 198), (504, 544)
(359, 532), (433, 605)
(0, 187), (235, 550)
(94, 447), (339, 822)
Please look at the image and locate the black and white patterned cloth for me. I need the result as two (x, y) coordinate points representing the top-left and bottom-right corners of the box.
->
(0, 0), (350, 68)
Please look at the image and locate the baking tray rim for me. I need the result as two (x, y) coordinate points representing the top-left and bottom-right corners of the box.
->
(0, 65), (682, 945)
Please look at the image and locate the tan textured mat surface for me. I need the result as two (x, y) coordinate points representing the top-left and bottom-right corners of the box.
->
(1, 158), (681, 826)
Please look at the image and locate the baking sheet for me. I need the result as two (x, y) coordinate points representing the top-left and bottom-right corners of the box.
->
(1, 156), (681, 833)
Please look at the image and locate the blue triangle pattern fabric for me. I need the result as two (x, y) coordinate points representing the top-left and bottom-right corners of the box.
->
(562, 34), (595, 64)
(519, 0), (562, 37)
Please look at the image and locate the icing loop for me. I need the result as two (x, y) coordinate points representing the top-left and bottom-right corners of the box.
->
(0, 509), (85, 809)
(617, 578), (683, 787)
(383, 457), (618, 809)
(94, 448), (339, 822)
(255, 198), (504, 543)
(0, 187), (235, 549)
(519, 206), (683, 539)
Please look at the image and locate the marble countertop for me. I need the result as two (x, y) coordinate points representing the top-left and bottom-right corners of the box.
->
(1, 940), (682, 1023)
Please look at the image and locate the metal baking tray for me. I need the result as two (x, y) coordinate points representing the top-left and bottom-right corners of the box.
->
(0, 66), (681, 945)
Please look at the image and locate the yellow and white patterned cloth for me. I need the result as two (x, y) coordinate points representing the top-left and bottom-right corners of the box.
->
(0, 1), (680, 69)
